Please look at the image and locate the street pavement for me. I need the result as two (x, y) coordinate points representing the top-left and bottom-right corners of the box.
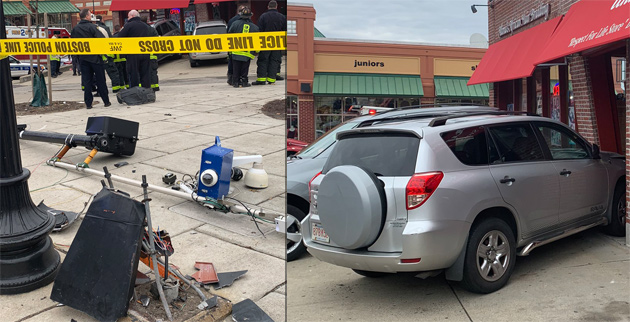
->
(2, 57), (286, 321)
(288, 229), (630, 322)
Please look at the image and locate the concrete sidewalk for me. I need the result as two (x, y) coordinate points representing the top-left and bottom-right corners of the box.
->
(2, 57), (286, 321)
(288, 229), (629, 321)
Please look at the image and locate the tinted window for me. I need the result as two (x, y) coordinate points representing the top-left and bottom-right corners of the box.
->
(196, 26), (226, 35)
(323, 133), (420, 176)
(168, 22), (179, 32)
(154, 24), (166, 36)
(488, 123), (545, 162)
(534, 122), (589, 159)
(441, 126), (488, 165)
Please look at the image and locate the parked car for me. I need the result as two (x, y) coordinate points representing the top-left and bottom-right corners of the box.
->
(150, 19), (182, 61)
(9, 56), (45, 79)
(287, 138), (308, 157)
(303, 112), (626, 293)
(286, 106), (499, 261)
(189, 20), (229, 67)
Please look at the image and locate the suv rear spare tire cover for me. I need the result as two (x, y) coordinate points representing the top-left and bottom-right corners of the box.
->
(318, 165), (386, 249)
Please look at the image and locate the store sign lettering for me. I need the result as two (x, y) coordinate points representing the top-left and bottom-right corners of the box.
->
(499, 4), (549, 37)
(354, 59), (384, 68)
(610, 0), (629, 10)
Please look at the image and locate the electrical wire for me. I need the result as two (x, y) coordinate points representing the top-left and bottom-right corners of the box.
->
(226, 197), (265, 236)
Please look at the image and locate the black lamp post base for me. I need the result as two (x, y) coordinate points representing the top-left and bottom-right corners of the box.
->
(0, 237), (60, 295)
(0, 169), (61, 295)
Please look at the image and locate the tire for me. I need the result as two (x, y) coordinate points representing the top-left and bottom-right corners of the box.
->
(352, 269), (388, 278)
(286, 204), (307, 262)
(460, 217), (516, 294)
(189, 59), (199, 68)
(603, 184), (626, 237)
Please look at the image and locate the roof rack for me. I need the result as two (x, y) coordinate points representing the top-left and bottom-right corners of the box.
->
(428, 111), (537, 127)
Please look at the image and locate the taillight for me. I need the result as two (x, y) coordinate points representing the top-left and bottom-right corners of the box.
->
(406, 172), (444, 210)
(309, 171), (322, 192)
(368, 109), (377, 115)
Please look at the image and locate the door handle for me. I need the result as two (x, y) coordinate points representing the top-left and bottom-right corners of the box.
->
(560, 169), (572, 176)
(499, 177), (516, 184)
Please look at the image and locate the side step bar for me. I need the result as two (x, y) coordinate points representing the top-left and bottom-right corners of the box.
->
(518, 218), (608, 256)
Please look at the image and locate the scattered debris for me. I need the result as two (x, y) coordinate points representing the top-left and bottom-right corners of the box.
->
(37, 201), (80, 232)
(151, 280), (179, 304)
(197, 295), (218, 310)
(210, 270), (248, 290)
(139, 295), (151, 307)
(231, 299), (274, 322)
(164, 113), (172, 116)
(191, 262), (218, 284)
(135, 271), (151, 286)
(114, 161), (129, 168)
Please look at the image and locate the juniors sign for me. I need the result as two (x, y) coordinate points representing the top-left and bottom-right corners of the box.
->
(535, 0), (630, 64)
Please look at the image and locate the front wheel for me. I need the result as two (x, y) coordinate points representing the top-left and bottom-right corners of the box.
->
(603, 184), (626, 237)
(286, 204), (307, 262)
(460, 217), (516, 294)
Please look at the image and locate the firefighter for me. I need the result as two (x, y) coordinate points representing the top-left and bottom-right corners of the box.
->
(70, 8), (111, 109)
(252, 0), (285, 85)
(112, 25), (128, 89)
(92, 15), (123, 92)
(227, 7), (259, 88)
(141, 16), (160, 91)
(227, 5), (246, 85)
(116, 10), (151, 89)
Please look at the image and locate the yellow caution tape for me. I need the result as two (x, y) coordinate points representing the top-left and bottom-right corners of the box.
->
(0, 54), (7, 60)
(0, 32), (286, 55)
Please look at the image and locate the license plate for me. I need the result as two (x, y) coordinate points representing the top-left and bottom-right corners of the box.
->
(312, 223), (329, 243)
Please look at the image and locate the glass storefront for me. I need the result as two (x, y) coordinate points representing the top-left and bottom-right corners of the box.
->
(287, 96), (299, 140)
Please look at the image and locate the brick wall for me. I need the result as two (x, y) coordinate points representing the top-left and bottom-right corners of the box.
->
(568, 54), (599, 144)
(298, 95), (315, 143)
(195, 4), (209, 23)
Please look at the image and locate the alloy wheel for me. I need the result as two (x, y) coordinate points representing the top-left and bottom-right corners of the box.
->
(476, 230), (511, 282)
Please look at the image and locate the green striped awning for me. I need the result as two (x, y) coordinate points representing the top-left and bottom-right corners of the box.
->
(3, 2), (32, 16)
(29, 1), (79, 14)
(313, 73), (424, 97)
(434, 76), (489, 98)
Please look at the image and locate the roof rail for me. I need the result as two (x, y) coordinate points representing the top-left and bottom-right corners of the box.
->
(428, 111), (537, 127)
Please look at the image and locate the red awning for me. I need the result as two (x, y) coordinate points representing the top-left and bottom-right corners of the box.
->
(535, 0), (630, 64)
(110, 0), (190, 11)
(468, 16), (563, 85)
(194, 0), (234, 3)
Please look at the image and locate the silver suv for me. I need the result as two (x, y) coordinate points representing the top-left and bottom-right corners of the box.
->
(303, 112), (626, 293)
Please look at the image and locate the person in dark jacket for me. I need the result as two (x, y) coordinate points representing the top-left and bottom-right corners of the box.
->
(116, 10), (151, 89)
(227, 7), (259, 88)
(226, 5), (246, 85)
(71, 8), (110, 109)
(252, 0), (286, 85)
(141, 16), (160, 91)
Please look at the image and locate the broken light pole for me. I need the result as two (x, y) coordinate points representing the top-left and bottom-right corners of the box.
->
(0, 2), (60, 294)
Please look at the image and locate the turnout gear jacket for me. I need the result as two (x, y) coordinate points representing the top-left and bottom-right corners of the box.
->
(257, 9), (286, 32)
(228, 17), (259, 61)
(96, 21), (112, 37)
(117, 17), (151, 38)
(71, 20), (105, 64)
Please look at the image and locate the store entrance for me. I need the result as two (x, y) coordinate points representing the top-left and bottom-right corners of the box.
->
(588, 47), (627, 154)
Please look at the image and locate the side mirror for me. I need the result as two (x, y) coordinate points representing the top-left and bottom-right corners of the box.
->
(592, 144), (601, 159)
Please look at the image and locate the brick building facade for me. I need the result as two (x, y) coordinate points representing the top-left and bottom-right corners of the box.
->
(477, 0), (629, 243)
(287, 3), (489, 143)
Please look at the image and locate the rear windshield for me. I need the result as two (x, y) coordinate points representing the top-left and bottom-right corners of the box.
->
(196, 26), (226, 35)
(323, 133), (420, 176)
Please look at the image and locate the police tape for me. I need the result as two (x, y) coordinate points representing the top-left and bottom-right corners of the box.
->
(0, 32), (286, 56)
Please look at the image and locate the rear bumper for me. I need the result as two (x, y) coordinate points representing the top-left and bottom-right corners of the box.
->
(303, 219), (469, 273)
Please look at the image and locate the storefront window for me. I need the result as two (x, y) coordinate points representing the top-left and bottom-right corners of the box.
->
(287, 96), (299, 140)
(287, 20), (296, 35)
(435, 98), (489, 106)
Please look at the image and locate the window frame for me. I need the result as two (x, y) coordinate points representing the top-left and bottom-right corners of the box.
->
(532, 121), (593, 160)
(486, 122), (549, 164)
